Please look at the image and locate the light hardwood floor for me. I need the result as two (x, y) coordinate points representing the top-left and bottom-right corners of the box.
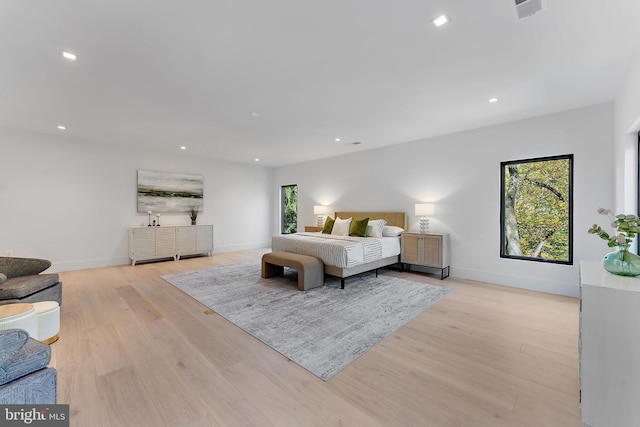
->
(50, 249), (582, 427)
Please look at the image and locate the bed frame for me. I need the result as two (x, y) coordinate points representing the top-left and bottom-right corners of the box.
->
(325, 211), (407, 288)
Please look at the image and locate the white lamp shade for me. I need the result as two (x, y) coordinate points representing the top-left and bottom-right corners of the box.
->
(314, 205), (329, 215)
(415, 203), (435, 216)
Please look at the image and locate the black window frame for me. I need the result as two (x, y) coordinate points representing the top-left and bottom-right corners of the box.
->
(280, 184), (298, 234)
(500, 154), (574, 265)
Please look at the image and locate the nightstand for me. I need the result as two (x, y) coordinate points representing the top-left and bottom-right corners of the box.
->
(400, 232), (450, 279)
(304, 226), (323, 232)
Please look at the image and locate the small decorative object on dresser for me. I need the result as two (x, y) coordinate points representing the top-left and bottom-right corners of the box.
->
(188, 207), (199, 225)
(588, 208), (640, 277)
(401, 231), (450, 279)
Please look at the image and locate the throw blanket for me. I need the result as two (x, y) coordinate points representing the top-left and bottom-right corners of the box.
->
(271, 233), (383, 268)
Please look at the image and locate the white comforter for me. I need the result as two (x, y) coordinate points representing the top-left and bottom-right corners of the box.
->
(271, 232), (400, 268)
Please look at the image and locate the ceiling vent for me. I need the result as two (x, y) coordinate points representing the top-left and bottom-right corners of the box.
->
(512, 0), (545, 21)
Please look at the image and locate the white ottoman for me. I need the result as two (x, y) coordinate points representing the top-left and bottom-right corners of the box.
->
(0, 303), (38, 338)
(32, 301), (60, 344)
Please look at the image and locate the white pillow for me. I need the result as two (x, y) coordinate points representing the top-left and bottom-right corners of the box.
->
(331, 217), (352, 236)
(382, 225), (404, 237)
(366, 219), (387, 237)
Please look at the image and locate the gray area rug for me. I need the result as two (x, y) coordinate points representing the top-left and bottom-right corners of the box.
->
(161, 262), (451, 381)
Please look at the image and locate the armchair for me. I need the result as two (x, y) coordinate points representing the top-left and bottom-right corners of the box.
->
(0, 329), (57, 404)
(0, 257), (62, 306)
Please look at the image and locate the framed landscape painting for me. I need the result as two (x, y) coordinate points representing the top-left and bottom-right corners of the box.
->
(500, 154), (573, 265)
(137, 170), (204, 213)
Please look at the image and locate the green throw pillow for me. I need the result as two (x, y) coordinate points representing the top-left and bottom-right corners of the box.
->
(322, 216), (335, 234)
(349, 218), (369, 237)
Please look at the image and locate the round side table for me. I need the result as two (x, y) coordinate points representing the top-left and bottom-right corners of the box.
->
(0, 303), (38, 337)
(32, 301), (60, 344)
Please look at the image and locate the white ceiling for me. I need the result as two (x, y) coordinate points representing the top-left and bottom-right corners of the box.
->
(1, 0), (639, 167)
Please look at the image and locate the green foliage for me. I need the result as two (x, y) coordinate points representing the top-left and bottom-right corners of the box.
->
(588, 209), (640, 247)
(282, 185), (298, 234)
(505, 158), (570, 261)
(188, 207), (199, 220)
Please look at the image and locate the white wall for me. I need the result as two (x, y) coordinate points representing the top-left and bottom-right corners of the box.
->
(614, 48), (640, 215)
(0, 129), (273, 272)
(274, 104), (614, 296)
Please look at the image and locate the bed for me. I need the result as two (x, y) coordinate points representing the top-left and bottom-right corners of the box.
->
(271, 211), (407, 288)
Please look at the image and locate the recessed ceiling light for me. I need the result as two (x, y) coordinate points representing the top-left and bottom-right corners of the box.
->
(489, 97), (498, 103)
(254, 158), (260, 162)
(180, 146), (187, 150)
(61, 51), (76, 61)
(57, 125), (66, 130)
(432, 14), (449, 27)
(335, 138), (341, 142)
(250, 112), (260, 117)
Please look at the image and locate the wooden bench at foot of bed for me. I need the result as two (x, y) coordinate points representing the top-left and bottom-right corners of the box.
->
(261, 251), (324, 291)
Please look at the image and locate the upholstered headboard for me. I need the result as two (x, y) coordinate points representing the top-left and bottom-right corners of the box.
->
(334, 211), (407, 229)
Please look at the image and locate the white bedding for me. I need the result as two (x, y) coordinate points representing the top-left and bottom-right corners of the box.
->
(271, 232), (400, 268)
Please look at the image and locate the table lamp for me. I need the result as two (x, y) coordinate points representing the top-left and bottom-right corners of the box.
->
(314, 205), (329, 227)
(415, 203), (435, 234)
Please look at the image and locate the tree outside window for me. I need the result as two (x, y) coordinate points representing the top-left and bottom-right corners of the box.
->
(281, 184), (298, 234)
(500, 154), (573, 264)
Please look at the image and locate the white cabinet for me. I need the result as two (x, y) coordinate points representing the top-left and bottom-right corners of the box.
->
(400, 232), (450, 279)
(129, 227), (176, 265)
(129, 227), (157, 260)
(196, 225), (214, 254)
(155, 227), (176, 257)
(176, 226), (196, 257)
(129, 225), (214, 265)
(176, 225), (214, 259)
(579, 261), (640, 427)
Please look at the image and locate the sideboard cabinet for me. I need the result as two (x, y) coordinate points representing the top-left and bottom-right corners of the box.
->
(176, 225), (214, 259)
(129, 225), (213, 265)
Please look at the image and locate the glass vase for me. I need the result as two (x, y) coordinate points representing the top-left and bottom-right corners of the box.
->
(602, 244), (640, 277)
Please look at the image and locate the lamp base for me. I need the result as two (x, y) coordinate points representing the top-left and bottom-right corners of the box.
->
(317, 216), (324, 227)
(419, 217), (429, 234)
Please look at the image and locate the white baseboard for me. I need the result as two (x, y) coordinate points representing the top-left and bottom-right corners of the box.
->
(451, 266), (579, 297)
(50, 256), (131, 273)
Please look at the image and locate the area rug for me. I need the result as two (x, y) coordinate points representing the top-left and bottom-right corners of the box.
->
(161, 262), (451, 381)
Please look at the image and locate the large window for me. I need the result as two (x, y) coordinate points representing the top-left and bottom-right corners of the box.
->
(281, 184), (298, 234)
(500, 154), (573, 264)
